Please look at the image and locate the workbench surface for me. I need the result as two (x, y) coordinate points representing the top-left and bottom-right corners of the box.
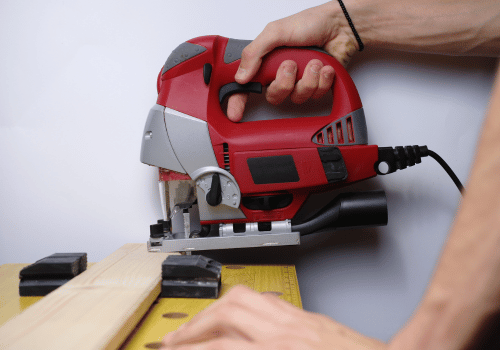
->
(0, 259), (301, 349)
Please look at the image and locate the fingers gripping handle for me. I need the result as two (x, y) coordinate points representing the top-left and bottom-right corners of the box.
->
(218, 38), (362, 117)
(219, 38), (262, 103)
(219, 82), (262, 103)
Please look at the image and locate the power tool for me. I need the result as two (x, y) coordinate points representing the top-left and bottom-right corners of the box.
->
(140, 35), (463, 253)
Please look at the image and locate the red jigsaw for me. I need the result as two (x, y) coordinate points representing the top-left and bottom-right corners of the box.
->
(141, 35), (387, 252)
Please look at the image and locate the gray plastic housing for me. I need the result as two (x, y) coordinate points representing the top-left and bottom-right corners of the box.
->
(140, 105), (220, 177)
(224, 39), (252, 63)
(162, 42), (206, 75)
(140, 104), (185, 173)
(163, 107), (219, 177)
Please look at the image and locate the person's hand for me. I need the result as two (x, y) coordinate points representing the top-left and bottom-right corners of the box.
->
(226, 2), (361, 122)
(160, 285), (387, 350)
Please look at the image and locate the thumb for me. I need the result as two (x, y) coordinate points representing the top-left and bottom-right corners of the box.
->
(235, 27), (283, 84)
(235, 43), (266, 84)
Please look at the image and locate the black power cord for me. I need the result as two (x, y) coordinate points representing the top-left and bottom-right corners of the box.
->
(426, 150), (464, 194)
(375, 145), (464, 195)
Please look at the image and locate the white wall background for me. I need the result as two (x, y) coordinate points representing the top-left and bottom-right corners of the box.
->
(0, 0), (497, 343)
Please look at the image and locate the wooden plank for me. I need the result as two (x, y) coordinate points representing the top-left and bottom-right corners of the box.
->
(0, 244), (170, 350)
(0, 263), (96, 327)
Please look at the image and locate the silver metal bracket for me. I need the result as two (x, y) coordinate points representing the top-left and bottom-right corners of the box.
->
(146, 220), (300, 253)
(219, 220), (292, 237)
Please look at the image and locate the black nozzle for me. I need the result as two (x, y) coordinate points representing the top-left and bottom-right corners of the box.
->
(292, 191), (388, 236)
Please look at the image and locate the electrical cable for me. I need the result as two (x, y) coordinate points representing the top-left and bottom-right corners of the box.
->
(426, 150), (464, 194)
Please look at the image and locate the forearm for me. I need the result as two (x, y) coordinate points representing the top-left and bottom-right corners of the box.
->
(389, 61), (500, 349)
(340, 0), (500, 56)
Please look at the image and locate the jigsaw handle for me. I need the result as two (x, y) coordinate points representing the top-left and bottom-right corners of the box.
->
(214, 38), (362, 120)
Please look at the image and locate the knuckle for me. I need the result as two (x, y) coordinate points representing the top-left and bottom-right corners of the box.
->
(260, 292), (283, 306)
(320, 66), (335, 78)
(281, 59), (296, 67)
(264, 20), (279, 32)
(213, 310), (233, 324)
(229, 284), (252, 295)
(278, 80), (295, 92)
(302, 80), (318, 92)
(308, 59), (323, 68)
(204, 309), (235, 328)
(262, 21), (283, 41)
(224, 285), (253, 302)
(280, 61), (297, 76)
(240, 46), (255, 62)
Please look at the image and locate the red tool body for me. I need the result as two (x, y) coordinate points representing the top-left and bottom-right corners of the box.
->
(141, 35), (387, 252)
(155, 35), (378, 225)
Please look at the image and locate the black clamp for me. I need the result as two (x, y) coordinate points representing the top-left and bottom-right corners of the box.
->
(19, 253), (87, 296)
(161, 255), (222, 299)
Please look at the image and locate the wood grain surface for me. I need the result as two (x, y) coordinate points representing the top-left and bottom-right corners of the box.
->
(0, 243), (170, 350)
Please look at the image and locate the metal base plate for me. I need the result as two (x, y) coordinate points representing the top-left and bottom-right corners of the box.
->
(147, 232), (300, 253)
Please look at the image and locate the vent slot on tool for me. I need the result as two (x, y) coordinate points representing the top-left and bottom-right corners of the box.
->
(316, 132), (324, 144)
(327, 126), (334, 144)
(223, 143), (230, 172)
(311, 109), (368, 146)
(346, 116), (355, 143)
(336, 122), (344, 144)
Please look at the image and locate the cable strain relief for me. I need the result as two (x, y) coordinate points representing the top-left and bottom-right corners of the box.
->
(375, 145), (428, 175)
(419, 145), (429, 157)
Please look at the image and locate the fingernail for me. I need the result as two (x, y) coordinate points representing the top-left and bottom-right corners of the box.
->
(324, 72), (333, 79)
(284, 65), (296, 76)
(311, 64), (321, 74)
(235, 67), (247, 80)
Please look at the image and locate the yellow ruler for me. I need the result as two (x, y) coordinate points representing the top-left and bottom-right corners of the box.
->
(120, 265), (302, 349)
(0, 263), (301, 350)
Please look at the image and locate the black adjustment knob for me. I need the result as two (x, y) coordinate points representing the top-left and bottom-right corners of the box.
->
(203, 63), (212, 85)
(206, 173), (222, 207)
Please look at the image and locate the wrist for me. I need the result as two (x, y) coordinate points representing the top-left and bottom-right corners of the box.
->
(330, 0), (365, 51)
(329, 0), (367, 51)
(332, 0), (500, 56)
(392, 289), (500, 350)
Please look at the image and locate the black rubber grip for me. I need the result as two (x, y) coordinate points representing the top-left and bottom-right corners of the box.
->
(219, 82), (262, 103)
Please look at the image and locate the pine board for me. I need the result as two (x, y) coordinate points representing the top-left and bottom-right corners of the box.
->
(0, 244), (170, 350)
